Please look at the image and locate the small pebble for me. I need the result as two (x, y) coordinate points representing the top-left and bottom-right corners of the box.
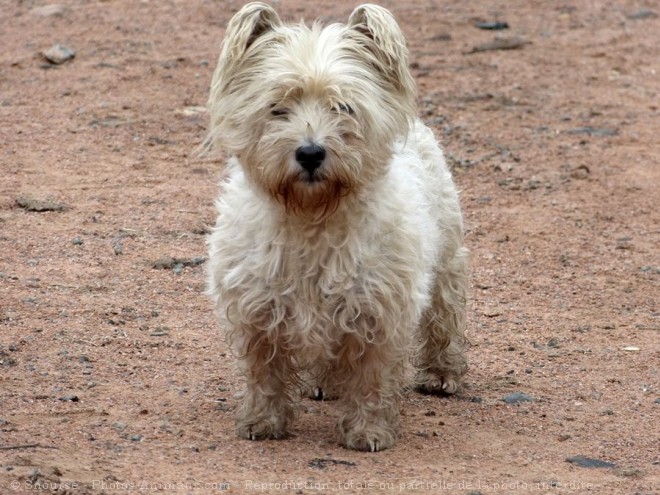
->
(43, 44), (75, 65)
(615, 467), (645, 478)
(72, 237), (84, 245)
(16, 197), (66, 212)
(113, 238), (123, 255)
(626, 9), (658, 20)
(130, 434), (142, 442)
(59, 394), (79, 402)
(502, 392), (534, 404)
(567, 126), (618, 137)
(468, 36), (528, 53)
(475, 21), (509, 30)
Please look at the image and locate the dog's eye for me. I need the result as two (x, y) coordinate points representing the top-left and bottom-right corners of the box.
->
(270, 108), (289, 117)
(336, 103), (354, 115)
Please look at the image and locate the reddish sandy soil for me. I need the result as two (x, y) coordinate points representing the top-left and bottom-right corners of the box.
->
(1, 1), (658, 494)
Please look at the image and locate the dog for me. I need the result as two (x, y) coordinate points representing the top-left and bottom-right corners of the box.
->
(205, 2), (468, 451)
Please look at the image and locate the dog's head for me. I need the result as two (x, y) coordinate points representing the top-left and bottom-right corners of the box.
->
(206, 2), (416, 218)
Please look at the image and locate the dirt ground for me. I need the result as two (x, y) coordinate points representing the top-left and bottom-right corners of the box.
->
(1, 0), (658, 493)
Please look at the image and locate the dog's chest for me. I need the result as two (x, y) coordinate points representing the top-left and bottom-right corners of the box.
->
(254, 222), (388, 331)
(268, 231), (362, 305)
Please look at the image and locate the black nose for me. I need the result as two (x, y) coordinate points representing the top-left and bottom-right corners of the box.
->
(295, 144), (326, 173)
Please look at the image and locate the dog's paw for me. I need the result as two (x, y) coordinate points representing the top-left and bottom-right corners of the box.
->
(340, 425), (396, 452)
(415, 370), (461, 396)
(236, 416), (288, 441)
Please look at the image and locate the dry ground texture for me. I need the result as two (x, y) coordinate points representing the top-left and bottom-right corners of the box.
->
(1, 0), (659, 494)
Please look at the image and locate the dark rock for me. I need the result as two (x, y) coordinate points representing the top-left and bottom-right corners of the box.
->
(571, 165), (590, 180)
(430, 33), (452, 41)
(151, 256), (207, 270)
(566, 455), (615, 468)
(475, 21), (509, 30)
(150, 327), (169, 337)
(626, 9), (658, 20)
(567, 126), (618, 137)
(503, 392), (534, 404)
(59, 395), (79, 402)
(308, 458), (357, 469)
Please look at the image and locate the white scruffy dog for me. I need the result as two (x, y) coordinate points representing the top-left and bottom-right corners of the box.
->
(206, 2), (468, 451)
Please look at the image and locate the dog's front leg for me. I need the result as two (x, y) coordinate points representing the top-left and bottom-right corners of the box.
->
(234, 330), (296, 441)
(336, 334), (405, 452)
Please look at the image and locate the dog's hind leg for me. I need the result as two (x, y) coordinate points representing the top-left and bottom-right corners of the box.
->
(415, 244), (469, 395)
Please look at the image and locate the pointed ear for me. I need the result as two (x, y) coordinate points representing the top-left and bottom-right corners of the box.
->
(348, 4), (416, 103)
(205, 3), (282, 155)
(223, 2), (281, 62)
(211, 2), (282, 94)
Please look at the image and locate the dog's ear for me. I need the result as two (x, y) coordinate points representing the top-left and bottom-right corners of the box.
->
(348, 4), (416, 103)
(204, 3), (281, 154)
(212, 3), (281, 92)
(224, 2), (281, 61)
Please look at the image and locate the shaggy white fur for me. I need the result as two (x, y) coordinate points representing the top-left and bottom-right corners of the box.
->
(206, 2), (468, 451)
